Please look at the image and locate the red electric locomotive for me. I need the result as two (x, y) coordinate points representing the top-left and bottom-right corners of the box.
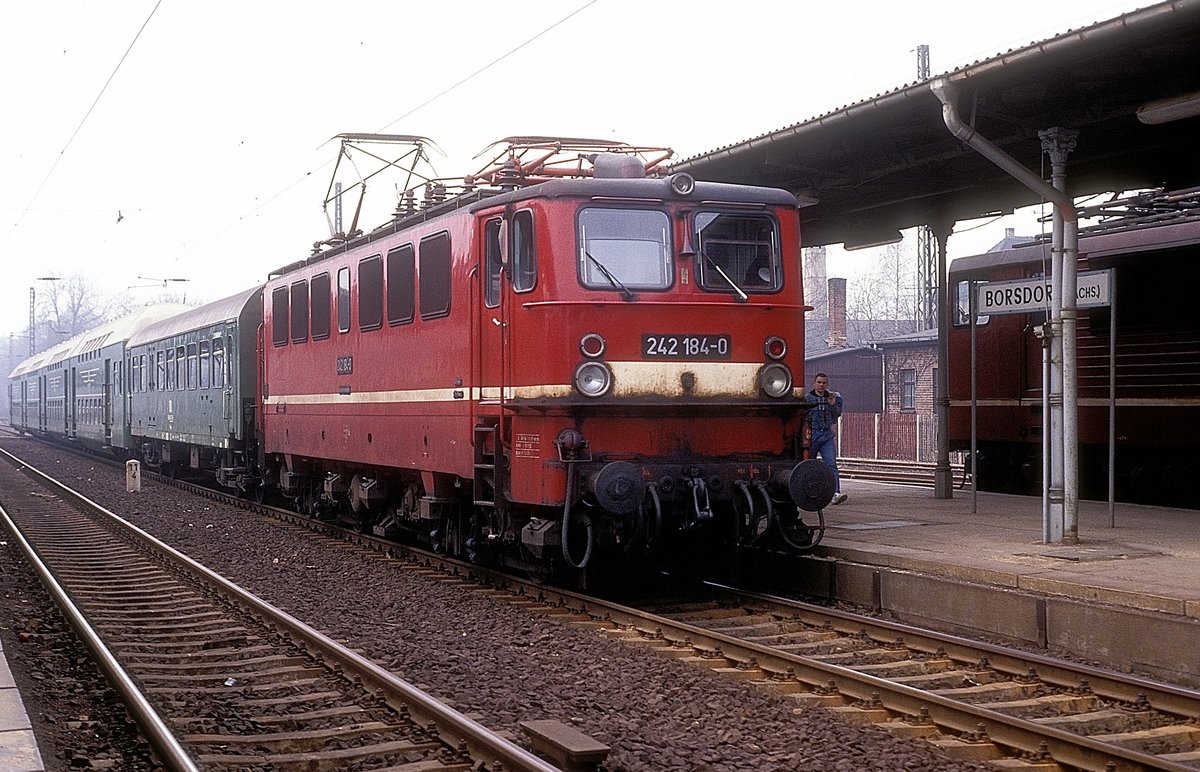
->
(947, 189), (1200, 508)
(257, 136), (832, 578)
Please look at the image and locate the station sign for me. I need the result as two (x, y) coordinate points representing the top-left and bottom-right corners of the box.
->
(975, 269), (1112, 316)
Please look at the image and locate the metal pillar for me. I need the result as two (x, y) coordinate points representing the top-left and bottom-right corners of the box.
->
(932, 224), (954, 498)
(28, 287), (35, 356)
(1040, 128), (1080, 543)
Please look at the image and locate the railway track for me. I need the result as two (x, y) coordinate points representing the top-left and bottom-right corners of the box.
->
(0, 446), (558, 772)
(839, 456), (970, 488)
(10, 435), (1199, 770)
(588, 585), (1200, 771)
(366, 562), (1200, 770)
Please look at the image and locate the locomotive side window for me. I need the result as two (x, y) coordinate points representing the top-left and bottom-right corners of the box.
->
(290, 280), (309, 343)
(695, 212), (781, 293)
(337, 267), (351, 334)
(271, 286), (290, 346)
(512, 209), (536, 292)
(952, 280), (990, 327)
(578, 208), (671, 290)
(311, 272), (331, 340)
(419, 231), (452, 319)
(359, 254), (384, 331)
(484, 219), (502, 308)
(386, 245), (415, 324)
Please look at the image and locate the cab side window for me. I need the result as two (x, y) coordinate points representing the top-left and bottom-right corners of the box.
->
(511, 209), (536, 292)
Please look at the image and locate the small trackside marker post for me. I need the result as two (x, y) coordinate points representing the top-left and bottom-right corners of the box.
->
(126, 459), (141, 493)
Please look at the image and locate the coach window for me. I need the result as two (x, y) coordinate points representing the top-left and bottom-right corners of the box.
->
(199, 340), (210, 388)
(156, 351), (165, 392)
(337, 267), (351, 333)
(695, 212), (780, 293)
(131, 356), (141, 394)
(176, 345), (185, 390)
(140, 354), (148, 392)
(578, 208), (671, 291)
(311, 272), (331, 339)
(419, 232), (451, 319)
(953, 280), (990, 327)
(271, 286), (290, 346)
(290, 280), (309, 343)
(359, 254), (383, 331)
(212, 337), (225, 389)
(512, 209), (536, 292)
(387, 244), (415, 324)
(483, 220), (502, 308)
(186, 343), (198, 389)
(146, 352), (156, 391)
(166, 349), (175, 390)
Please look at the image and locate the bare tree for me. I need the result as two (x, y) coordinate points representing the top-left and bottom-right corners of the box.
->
(846, 242), (917, 338)
(35, 275), (134, 350)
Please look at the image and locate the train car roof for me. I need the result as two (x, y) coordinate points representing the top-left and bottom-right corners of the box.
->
(7, 303), (191, 379)
(949, 215), (1200, 275)
(127, 285), (262, 346)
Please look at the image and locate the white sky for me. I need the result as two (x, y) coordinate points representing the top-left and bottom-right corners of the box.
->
(0, 0), (1152, 333)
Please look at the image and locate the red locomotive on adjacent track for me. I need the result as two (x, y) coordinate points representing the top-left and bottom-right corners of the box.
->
(947, 188), (1200, 508)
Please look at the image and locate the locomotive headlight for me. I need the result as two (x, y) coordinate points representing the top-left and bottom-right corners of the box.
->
(763, 335), (788, 360)
(574, 361), (613, 397)
(579, 333), (606, 358)
(758, 362), (793, 398)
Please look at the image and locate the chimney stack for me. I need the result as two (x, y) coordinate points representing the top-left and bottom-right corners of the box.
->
(826, 277), (848, 348)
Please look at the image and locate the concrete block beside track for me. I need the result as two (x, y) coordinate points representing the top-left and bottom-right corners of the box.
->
(1045, 599), (1199, 686)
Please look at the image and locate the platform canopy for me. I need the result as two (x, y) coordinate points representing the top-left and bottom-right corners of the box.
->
(671, 0), (1200, 248)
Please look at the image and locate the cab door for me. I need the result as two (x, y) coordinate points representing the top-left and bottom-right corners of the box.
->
(475, 214), (507, 417)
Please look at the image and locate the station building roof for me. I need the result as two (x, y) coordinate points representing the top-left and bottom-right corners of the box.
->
(672, 0), (1200, 249)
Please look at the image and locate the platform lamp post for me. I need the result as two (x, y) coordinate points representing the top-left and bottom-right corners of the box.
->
(29, 276), (61, 355)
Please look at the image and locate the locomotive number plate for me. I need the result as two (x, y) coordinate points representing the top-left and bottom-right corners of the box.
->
(642, 334), (731, 360)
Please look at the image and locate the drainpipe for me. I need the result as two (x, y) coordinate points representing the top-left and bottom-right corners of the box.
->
(929, 77), (1079, 545)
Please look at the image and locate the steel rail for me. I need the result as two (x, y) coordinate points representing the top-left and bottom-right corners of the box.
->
(0, 445), (559, 772)
(0, 455), (199, 772)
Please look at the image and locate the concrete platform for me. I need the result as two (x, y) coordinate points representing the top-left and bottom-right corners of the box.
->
(788, 479), (1200, 687)
(0, 635), (44, 772)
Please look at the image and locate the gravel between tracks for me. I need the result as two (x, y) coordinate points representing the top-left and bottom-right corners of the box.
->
(1, 439), (987, 771)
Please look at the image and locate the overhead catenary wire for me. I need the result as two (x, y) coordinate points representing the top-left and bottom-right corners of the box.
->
(0, 0), (163, 258)
(163, 0), (602, 270)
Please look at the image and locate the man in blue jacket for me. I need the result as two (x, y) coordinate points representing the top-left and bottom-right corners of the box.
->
(804, 372), (847, 504)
